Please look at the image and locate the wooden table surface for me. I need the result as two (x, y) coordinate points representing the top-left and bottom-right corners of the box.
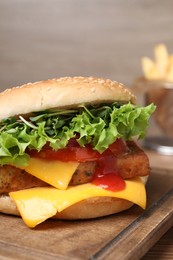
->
(0, 1), (173, 259)
(142, 150), (173, 260)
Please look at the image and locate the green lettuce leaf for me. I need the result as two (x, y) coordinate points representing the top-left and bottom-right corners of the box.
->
(0, 102), (156, 166)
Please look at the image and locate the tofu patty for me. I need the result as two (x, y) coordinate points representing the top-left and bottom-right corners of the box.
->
(0, 141), (149, 193)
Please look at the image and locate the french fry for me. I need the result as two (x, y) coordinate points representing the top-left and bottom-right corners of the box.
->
(154, 44), (168, 77)
(141, 57), (160, 79)
(166, 55), (173, 82)
(141, 44), (173, 82)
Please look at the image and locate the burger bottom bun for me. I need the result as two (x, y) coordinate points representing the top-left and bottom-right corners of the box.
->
(0, 176), (148, 220)
(54, 197), (134, 219)
(0, 195), (134, 220)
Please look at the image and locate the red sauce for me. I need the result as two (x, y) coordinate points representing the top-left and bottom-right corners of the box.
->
(29, 138), (126, 192)
(92, 149), (126, 191)
(92, 173), (125, 191)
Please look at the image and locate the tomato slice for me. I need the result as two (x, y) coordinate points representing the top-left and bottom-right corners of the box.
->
(29, 145), (101, 162)
(28, 138), (126, 162)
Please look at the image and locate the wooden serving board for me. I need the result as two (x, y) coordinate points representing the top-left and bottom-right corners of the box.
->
(0, 168), (173, 260)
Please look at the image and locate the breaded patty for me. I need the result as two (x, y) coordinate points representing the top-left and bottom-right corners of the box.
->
(0, 141), (149, 193)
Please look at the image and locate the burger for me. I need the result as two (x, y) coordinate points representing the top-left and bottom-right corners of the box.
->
(0, 76), (155, 228)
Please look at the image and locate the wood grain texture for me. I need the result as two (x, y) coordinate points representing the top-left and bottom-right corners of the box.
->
(0, 168), (172, 260)
(142, 226), (173, 260)
(93, 187), (173, 260)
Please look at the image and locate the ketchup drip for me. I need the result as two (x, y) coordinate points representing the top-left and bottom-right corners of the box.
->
(92, 149), (125, 191)
(28, 137), (126, 192)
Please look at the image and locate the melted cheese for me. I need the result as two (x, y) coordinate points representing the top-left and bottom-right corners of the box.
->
(9, 177), (146, 228)
(20, 158), (79, 190)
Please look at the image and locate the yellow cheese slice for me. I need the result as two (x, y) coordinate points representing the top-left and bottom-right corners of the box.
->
(10, 177), (146, 228)
(19, 158), (79, 190)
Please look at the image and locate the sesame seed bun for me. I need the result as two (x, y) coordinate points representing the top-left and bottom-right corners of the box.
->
(0, 76), (136, 120)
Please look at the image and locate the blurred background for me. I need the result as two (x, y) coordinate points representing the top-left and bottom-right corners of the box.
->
(0, 0), (173, 91)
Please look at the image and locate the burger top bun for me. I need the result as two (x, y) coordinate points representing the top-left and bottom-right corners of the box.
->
(0, 77), (136, 120)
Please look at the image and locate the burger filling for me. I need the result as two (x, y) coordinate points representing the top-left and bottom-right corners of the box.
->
(0, 139), (149, 193)
(0, 102), (155, 227)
